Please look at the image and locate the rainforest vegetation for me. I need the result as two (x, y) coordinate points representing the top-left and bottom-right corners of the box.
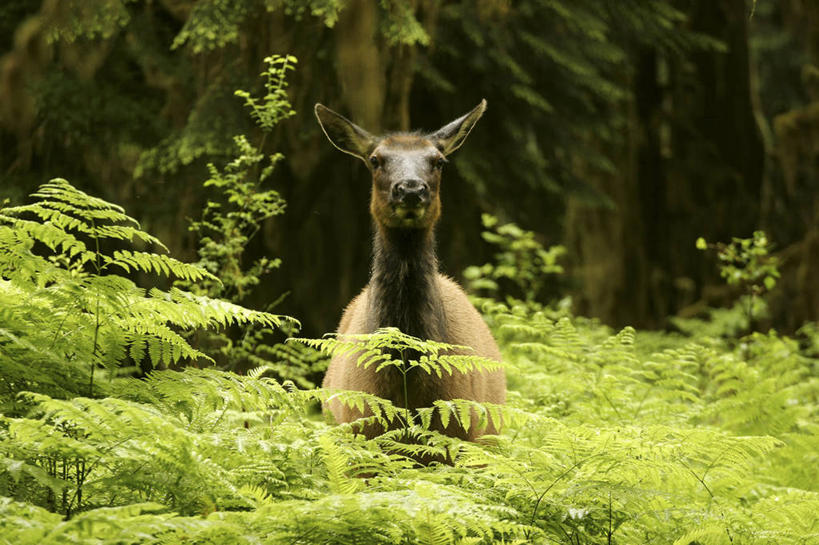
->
(1, 1), (818, 544)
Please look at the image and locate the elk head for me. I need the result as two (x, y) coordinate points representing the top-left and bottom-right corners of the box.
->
(314, 100), (487, 230)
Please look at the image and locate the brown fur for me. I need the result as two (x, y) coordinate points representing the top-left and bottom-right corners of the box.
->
(315, 101), (506, 441)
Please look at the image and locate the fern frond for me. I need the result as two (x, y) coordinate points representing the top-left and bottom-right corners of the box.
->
(315, 388), (403, 428)
(319, 434), (362, 495)
(30, 179), (126, 212)
(104, 250), (217, 282)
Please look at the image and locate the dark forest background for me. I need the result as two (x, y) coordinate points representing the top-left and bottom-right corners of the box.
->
(1, 0), (817, 337)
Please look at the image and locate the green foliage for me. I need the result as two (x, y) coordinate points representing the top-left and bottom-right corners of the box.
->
(0, 179), (291, 409)
(1, 5), (818, 542)
(670, 296), (769, 339)
(234, 55), (297, 132)
(378, 0), (430, 46)
(464, 213), (566, 302)
(799, 321), (819, 358)
(173, 0), (343, 53)
(171, 0), (254, 53)
(183, 56), (294, 301)
(426, 0), (722, 212)
(134, 83), (243, 178)
(474, 299), (819, 544)
(268, 0), (344, 27)
(696, 231), (780, 296)
(42, 0), (134, 43)
(693, 231), (780, 331)
(2, 230), (818, 544)
(3, 0), (771, 337)
(168, 0), (426, 53)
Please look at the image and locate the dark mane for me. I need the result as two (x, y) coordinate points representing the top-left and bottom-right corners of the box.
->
(367, 225), (447, 342)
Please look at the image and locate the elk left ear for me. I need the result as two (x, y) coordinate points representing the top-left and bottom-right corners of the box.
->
(430, 99), (487, 156)
(314, 103), (377, 162)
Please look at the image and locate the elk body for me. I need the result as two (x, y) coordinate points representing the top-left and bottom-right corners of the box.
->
(315, 100), (506, 441)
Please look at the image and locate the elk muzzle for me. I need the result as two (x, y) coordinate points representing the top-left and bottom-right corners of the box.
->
(391, 179), (431, 225)
(392, 179), (429, 207)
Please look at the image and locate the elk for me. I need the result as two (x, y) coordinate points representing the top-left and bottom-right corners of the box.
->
(314, 100), (506, 441)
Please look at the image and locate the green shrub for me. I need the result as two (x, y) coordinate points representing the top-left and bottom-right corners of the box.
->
(464, 213), (566, 303)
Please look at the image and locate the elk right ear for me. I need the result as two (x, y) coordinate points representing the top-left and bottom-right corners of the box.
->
(314, 104), (377, 162)
(430, 99), (487, 156)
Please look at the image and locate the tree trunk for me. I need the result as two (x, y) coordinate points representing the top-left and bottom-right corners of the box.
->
(334, 0), (384, 131)
(565, 48), (659, 328)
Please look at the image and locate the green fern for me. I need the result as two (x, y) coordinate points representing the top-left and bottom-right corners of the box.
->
(292, 327), (505, 437)
(0, 179), (292, 405)
(292, 328), (504, 377)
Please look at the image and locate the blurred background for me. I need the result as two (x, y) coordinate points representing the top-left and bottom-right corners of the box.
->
(1, 0), (817, 337)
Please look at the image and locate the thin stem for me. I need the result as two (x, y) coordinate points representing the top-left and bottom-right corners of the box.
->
(47, 304), (75, 352)
(400, 349), (411, 441)
(89, 227), (102, 397)
(89, 294), (100, 397)
(557, 524), (574, 545)
(598, 387), (623, 422)
(682, 461), (735, 544)
(529, 458), (587, 529)
(607, 491), (613, 545)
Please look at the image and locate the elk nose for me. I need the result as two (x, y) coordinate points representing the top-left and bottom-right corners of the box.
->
(392, 179), (429, 206)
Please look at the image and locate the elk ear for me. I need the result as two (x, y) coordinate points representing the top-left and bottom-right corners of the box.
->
(315, 104), (377, 161)
(430, 99), (487, 156)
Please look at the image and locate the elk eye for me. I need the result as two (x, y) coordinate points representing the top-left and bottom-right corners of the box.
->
(369, 155), (380, 169)
(433, 157), (447, 170)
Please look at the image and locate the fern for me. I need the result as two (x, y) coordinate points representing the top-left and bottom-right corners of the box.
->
(292, 327), (505, 438)
(234, 55), (297, 132)
(0, 179), (292, 405)
(2, 319), (817, 544)
(292, 327), (504, 377)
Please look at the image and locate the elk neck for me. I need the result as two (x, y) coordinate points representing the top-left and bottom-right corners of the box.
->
(368, 223), (448, 341)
